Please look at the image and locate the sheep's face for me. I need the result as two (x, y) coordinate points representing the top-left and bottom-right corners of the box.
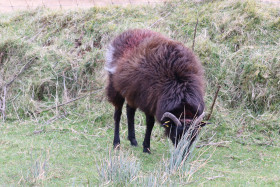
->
(162, 118), (194, 146)
(161, 108), (206, 147)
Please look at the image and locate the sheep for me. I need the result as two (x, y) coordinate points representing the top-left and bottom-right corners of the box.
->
(105, 29), (205, 153)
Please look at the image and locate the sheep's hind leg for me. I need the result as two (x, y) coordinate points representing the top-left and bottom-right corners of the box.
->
(143, 114), (155, 153)
(106, 75), (125, 150)
(126, 104), (138, 146)
(113, 99), (125, 149)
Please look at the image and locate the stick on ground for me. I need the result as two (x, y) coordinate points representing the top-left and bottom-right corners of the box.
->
(192, 17), (199, 51)
(36, 89), (102, 114)
(206, 85), (221, 121)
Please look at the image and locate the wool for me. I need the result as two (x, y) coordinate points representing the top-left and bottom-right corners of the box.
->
(105, 29), (205, 152)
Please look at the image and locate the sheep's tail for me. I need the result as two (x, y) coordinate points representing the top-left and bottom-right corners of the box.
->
(105, 44), (117, 74)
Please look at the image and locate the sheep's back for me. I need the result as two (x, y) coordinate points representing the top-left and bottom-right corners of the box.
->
(107, 29), (204, 116)
(105, 29), (160, 74)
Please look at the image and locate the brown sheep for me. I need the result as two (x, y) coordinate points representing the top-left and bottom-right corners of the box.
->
(105, 29), (205, 153)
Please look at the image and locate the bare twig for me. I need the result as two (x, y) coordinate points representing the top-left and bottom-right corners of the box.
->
(0, 58), (34, 121)
(0, 52), (4, 65)
(6, 59), (34, 88)
(62, 72), (69, 102)
(34, 127), (96, 138)
(149, 12), (171, 28)
(29, 24), (47, 42)
(0, 86), (7, 121)
(35, 89), (102, 114)
(12, 101), (21, 121)
(206, 85), (221, 121)
(192, 18), (199, 51)
(69, 127), (96, 138)
(55, 77), (59, 116)
(33, 114), (67, 135)
(196, 141), (231, 148)
(206, 175), (224, 181)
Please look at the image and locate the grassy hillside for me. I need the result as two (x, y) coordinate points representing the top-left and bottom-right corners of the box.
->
(0, 0), (279, 186)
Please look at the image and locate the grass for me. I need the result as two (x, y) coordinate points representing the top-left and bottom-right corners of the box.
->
(1, 118), (279, 185)
(97, 150), (140, 185)
(0, 0), (280, 185)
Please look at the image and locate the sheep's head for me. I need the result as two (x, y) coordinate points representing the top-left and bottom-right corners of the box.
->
(161, 112), (206, 146)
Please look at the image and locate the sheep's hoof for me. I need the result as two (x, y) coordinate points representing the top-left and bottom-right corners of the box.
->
(129, 139), (138, 146)
(113, 142), (120, 150)
(143, 147), (151, 154)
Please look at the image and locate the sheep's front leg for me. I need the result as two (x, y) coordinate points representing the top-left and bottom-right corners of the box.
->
(126, 104), (138, 146)
(143, 114), (155, 153)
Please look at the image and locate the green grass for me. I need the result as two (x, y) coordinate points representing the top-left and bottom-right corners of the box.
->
(194, 142), (280, 186)
(1, 113), (279, 185)
(0, 0), (280, 185)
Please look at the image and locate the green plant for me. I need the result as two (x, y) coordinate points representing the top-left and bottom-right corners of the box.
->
(97, 150), (140, 185)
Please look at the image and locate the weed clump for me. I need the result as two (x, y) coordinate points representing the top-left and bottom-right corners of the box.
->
(97, 150), (140, 185)
(18, 150), (50, 185)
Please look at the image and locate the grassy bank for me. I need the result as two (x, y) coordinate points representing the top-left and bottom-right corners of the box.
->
(0, 0), (279, 185)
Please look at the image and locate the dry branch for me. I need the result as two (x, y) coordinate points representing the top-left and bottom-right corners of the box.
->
(0, 86), (7, 121)
(62, 72), (69, 102)
(206, 175), (224, 181)
(192, 18), (199, 51)
(196, 141), (231, 148)
(149, 12), (171, 28)
(0, 59), (34, 121)
(0, 52), (4, 65)
(6, 59), (34, 88)
(206, 85), (221, 121)
(29, 24), (47, 42)
(35, 89), (102, 114)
